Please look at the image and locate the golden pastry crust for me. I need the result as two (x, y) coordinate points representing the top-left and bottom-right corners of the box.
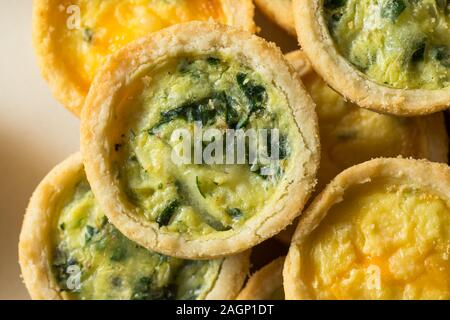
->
(293, 0), (450, 116)
(255, 0), (296, 36)
(237, 256), (285, 300)
(80, 21), (320, 259)
(283, 158), (450, 300)
(32, 0), (256, 116)
(18, 153), (250, 300)
(275, 50), (449, 246)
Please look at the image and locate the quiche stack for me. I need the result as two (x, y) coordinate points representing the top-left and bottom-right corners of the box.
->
(19, 0), (450, 300)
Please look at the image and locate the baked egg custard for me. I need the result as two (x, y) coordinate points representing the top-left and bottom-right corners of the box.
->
(284, 158), (450, 300)
(81, 22), (320, 259)
(32, 0), (255, 115)
(19, 154), (249, 300)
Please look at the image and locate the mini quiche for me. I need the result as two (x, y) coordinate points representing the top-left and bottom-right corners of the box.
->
(81, 22), (320, 259)
(19, 153), (249, 300)
(237, 256), (285, 300)
(255, 0), (296, 36)
(284, 158), (450, 300)
(294, 0), (450, 115)
(275, 50), (448, 246)
(287, 50), (449, 192)
(32, 0), (255, 116)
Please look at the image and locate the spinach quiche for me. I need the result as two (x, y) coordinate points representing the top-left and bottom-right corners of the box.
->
(275, 50), (449, 246)
(32, 0), (255, 116)
(284, 158), (450, 300)
(237, 256), (285, 300)
(255, 0), (296, 36)
(294, 0), (450, 115)
(80, 22), (320, 259)
(19, 153), (249, 300)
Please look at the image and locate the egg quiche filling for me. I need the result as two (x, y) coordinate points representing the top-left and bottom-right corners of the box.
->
(299, 179), (450, 299)
(52, 175), (222, 300)
(112, 55), (298, 238)
(48, 0), (225, 94)
(301, 67), (421, 186)
(324, 0), (450, 89)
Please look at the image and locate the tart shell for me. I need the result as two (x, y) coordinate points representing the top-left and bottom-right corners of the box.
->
(18, 153), (250, 300)
(32, 0), (256, 117)
(80, 21), (320, 259)
(255, 0), (296, 36)
(293, 0), (450, 116)
(237, 256), (285, 300)
(283, 157), (450, 299)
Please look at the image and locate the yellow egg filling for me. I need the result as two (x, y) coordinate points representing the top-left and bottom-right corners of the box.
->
(299, 180), (450, 299)
(47, 0), (225, 93)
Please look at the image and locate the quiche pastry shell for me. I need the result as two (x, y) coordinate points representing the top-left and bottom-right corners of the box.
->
(237, 256), (285, 300)
(80, 21), (320, 259)
(18, 153), (250, 300)
(32, 0), (256, 117)
(255, 0), (296, 36)
(283, 158), (450, 300)
(293, 0), (450, 116)
(274, 50), (449, 246)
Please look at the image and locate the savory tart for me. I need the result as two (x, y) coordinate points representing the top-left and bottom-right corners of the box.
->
(287, 50), (448, 192)
(237, 256), (285, 300)
(275, 50), (449, 246)
(81, 22), (320, 259)
(284, 158), (450, 300)
(294, 0), (450, 115)
(32, 0), (255, 116)
(255, 0), (296, 36)
(19, 153), (249, 300)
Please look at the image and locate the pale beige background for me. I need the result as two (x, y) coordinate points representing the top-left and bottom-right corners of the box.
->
(0, 1), (297, 300)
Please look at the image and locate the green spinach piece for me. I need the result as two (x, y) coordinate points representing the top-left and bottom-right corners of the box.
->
(82, 28), (94, 43)
(156, 200), (179, 227)
(436, 0), (448, 12)
(84, 225), (97, 243)
(236, 73), (267, 129)
(226, 208), (243, 219)
(110, 246), (127, 262)
(381, 0), (406, 22)
(131, 277), (176, 300)
(206, 57), (221, 65)
(430, 45), (450, 67)
(324, 0), (347, 10)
